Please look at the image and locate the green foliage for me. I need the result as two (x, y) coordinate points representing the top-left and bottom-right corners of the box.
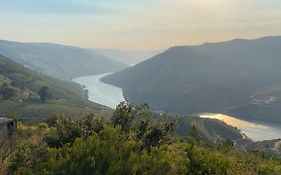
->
(2, 102), (281, 175)
(217, 138), (234, 151)
(38, 86), (52, 102)
(187, 125), (200, 144)
(44, 114), (107, 148)
(188, 146), (230, 174)
(102, 37), (281, 125)
(140, 119), (175, 148)
(8, 141), (48, 174)
(111, 101), (136, 133)
(45, 114), (64, 127)
(0, 83), (19, 101)
(80, 114), (106, 137)
(0, 55), (109, 120)
(44, 116), (82, 148)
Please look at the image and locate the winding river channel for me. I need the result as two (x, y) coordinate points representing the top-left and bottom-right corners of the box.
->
(73, 73), (125, 109)
(73, 73), (281, 142)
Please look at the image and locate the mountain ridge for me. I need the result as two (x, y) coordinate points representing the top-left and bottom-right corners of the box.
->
(91, 48), (162, 65)
(0, 39), (128, 80)
(102, 36), (281, 124)
(0, 54), (110, 120)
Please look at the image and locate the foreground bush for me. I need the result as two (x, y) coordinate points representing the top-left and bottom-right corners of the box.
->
(2, 102), (281, 174)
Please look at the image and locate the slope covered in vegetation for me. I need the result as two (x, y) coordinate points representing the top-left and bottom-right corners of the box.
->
(0, 55), (110, 120)
(0, 39), (128, 80)
(102, 36), (281, 124)
(1, 102), (280, 175)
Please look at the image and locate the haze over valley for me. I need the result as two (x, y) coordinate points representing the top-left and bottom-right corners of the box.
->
(0, 40), (128, 80)
(102, 36), (281, 125)
(91, 48), (162, 65)
(1, 1), (281, 174)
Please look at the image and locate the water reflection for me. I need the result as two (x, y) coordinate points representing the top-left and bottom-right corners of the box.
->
(200, 113), (281, 141)
(73, 73), (281, 142)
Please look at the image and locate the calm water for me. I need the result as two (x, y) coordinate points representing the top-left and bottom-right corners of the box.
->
(73, 73), (125, 109)
(73, 73), (281, 141)
(200, 113), (281, 141)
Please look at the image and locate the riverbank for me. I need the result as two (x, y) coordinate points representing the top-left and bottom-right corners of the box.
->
(73, 73), (281, 142)
(73, 73), (125, 109)
(200, 113), (281, 141)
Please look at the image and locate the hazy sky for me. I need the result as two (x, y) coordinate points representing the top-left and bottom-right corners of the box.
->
(1, 0), (281, 50)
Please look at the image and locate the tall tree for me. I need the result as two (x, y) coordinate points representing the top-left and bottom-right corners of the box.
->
(38, 86), (51, 102)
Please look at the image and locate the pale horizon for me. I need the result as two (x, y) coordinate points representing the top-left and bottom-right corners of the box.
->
(1, 35), (280, 52)
(1, 0), (281, 50)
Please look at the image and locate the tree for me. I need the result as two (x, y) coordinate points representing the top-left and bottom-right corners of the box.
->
(111, 102), (153, 133)
(38, 86), (51, 102)
(111, 101), (136, 133)
(139, 120), (175, 148)
(188, 125), (200, 144)
(82, 114), (106, 137)
(44, 117), (82, 148)
(186, 126), (200, 174)
(0, 84), (19, 101)
(10, 81), (18, 88)
(45, 114), (64, 127)
(84, 89), (89, 99)
(218, 138), (234, 151)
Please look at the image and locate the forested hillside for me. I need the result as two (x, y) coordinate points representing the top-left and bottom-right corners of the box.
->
(0, 55), (110, 120)
(102, 36), (281, 124)
(0, 40), (128, 80)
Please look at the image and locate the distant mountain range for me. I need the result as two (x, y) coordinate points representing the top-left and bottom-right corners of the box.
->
(0, 54), (110, 120)
(91, 48), (162, 65)
(0, 40), (128, 80)
(102, 36), (281, 124)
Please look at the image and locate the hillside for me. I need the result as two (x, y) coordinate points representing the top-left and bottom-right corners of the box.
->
(175, 116), (243, 142)
(239, 139), (281, 158)
(0, 55), (110, 120)
(102, 36), (281, 124)
(1, 103), (280, 175)
(0, 40), (128, 80)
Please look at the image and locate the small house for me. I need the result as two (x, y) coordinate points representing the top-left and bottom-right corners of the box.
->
(0, 117), (17, 138)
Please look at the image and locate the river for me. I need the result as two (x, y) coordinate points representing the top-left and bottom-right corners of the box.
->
(73, 73), (281, 142)
(200, 113), (281, 141)
(73, 73), (125, 109)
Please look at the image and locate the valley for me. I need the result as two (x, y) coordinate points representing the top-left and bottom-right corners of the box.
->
(0, 54), (111, 121)
(73, 72), (281, 142)
(0, 40), (128, 80)
(73, 73), (125, 108)
(102, 36), (281, 125)
(1, 1), (281, 174)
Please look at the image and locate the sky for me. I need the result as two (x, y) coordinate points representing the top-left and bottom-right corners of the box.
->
(0, 0), (281, 50)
